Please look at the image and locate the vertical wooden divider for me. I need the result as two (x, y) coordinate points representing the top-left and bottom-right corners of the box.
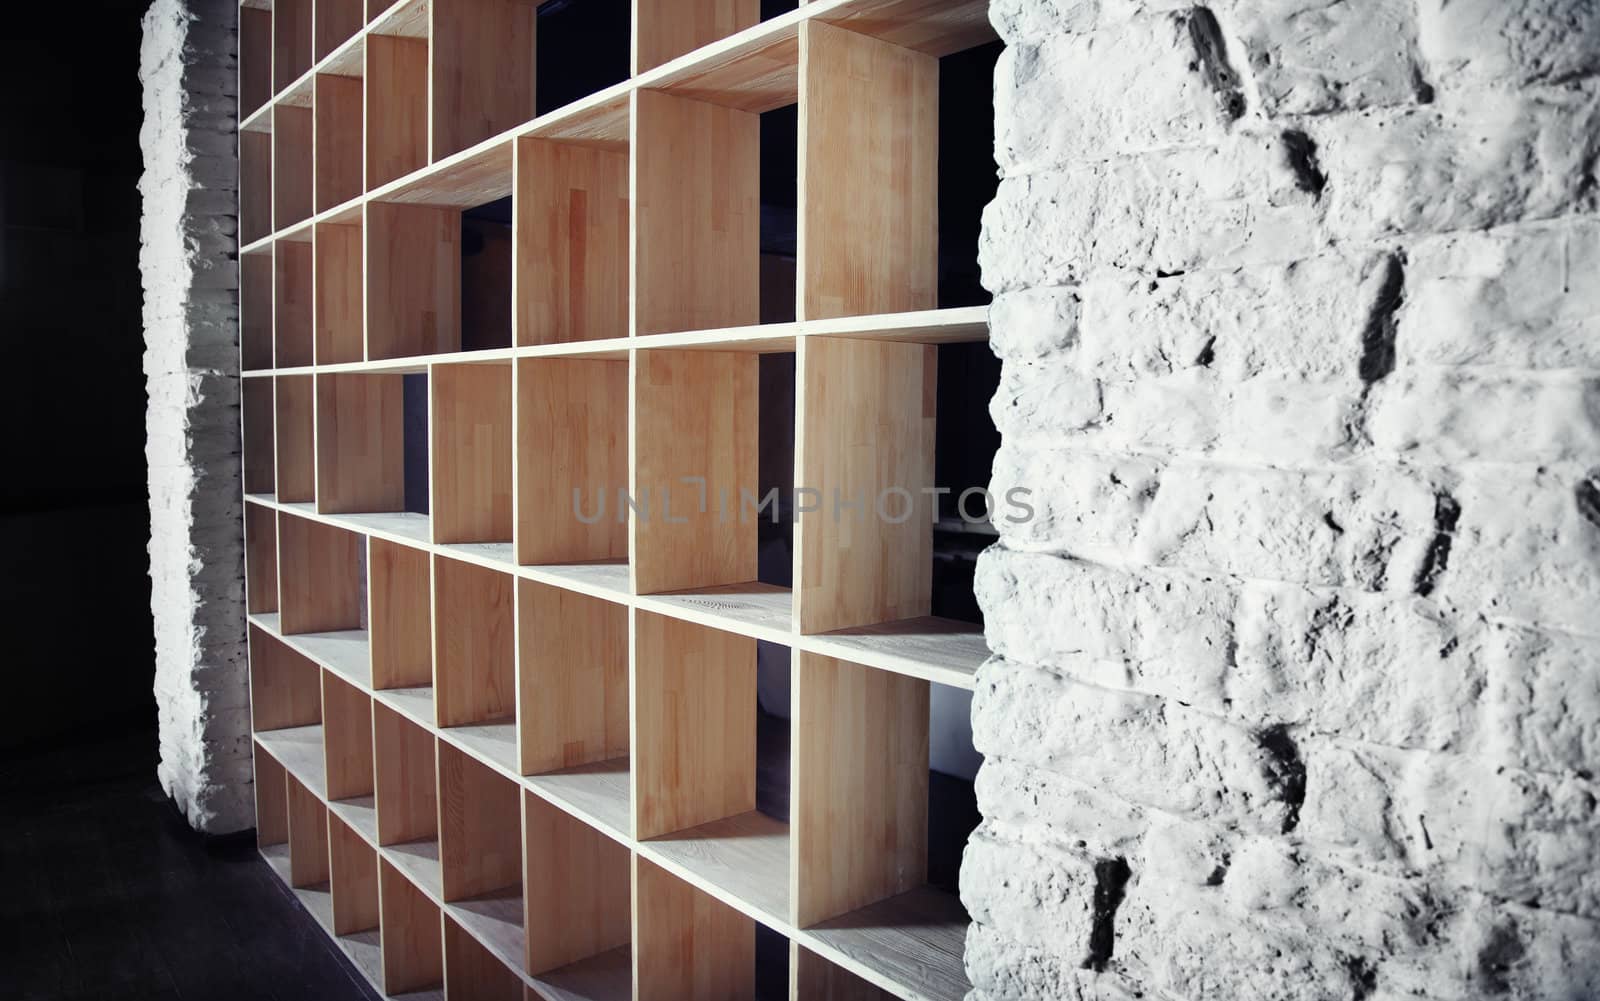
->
(366, 203), (462, 358)
(323, 672), (376, 801)
(431, 362), (513, 545)
(437, 742), (521, 901)
(242, 252), (275, 369)
(632, 854), (754, 1001)
(366, 33), (430, 190)
(792, 942), (898, 999)
(369, 539), (433, 690)
(380, 858), (445, 994)
(329, 816), (381, 935)
(518, 581), (628, 774)
(314, 74), (364, 211)
(631, 0), (758, 74)
(242, 378), (276, 495)
(275, 240), (315, 366)
(249, 627), (323, 731)
(245, 503), (279, 614)
(278, 514), (364, 634)
(241, 131), (274, 245)
(374, 702), (439, 845)
(274, 104), (316, 231)
(430, 0), (536, 161)
(522, 791), (631, 974)
(444, 917), (523, 1000)
(314, 221), (364, 364)
(315, 372), (406, 513)
(274, 375), (315, 502)
(255, 750), (290, 848)
(433, 556), (515, 727)
(287, 775), (330, 887)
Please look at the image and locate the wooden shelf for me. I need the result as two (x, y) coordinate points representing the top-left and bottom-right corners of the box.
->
(374, 700), (438, 846)
(241, 250), (274, 370)
(313, 219), (363, 364)
(445, 912), (524, 1001)
(433, 555), (514, 729)
(244, 502), (278, 615)
(248, 626), (322, 733)
(277, 512), (363, 635)
(641, 810), (791, 927)
(523, 791), (631, 975)
(274, 240), (314, 366)
(241, 378), (276, 497)
(314, 372), (406, 513)
(432, 361), (512, 545)
(274, 375), (315, 502)
(380, 856), (446, 995)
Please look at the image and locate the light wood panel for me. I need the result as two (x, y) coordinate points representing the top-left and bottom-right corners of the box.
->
(366, 34), (429, 190)
(632, 854), (754, 1001)
(315, 74), (364, 212)
(799, 20), (937, 320)
(793, 653), (928, 927)
(330, 815), (382, 935)
(374, 701), (438, 845)
(796, 336), (936, 633)
(242, 252), (274, 369)
(324, 672), (376, 801)
(275, 374), (316, 502)
(316, 0), (366, 60)
(818, 0), (996, 57)
(431, 362), (513, 544)
(278, 513), (364, 634)
(249, 626), (323, 732)
(287, 774), (330, 887)
(433, 556), (515, 727)
(445, 916), (523, 1001)
(245, 502), (279, 614)
(515, 357), (628, 565)
(380, 858), (445, 994)
(242, 377), (276, 495)
(240, 6), (273, 118)
(275, 103), (316, 231)
(431, 0), (537, 160)
(632, 611), (756, 840)
(515, 138), (629, 346)
(366, 202), (462, 359)
(274, 0), (315, 90)
(369, 538), (433, 690)
(631, 88), (760, 336)
(517, 581), (627, 774)
(315, 372), (406, 513)
(633, 0), (759, 74)
(644, 22), (799, 114)
(793, 943), (898, 999)
(631, 349), (758, 594)
(314, 221), (364, 364)
(438, 741), (522, 901)
(241, 131), (273, 246)
(522, 792), (631, 974)
(275, 240), (315, 367)
(255, 750), (290, 847)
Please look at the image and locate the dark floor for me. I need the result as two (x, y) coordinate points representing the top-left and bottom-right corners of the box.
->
(0, 725), (377, 1001)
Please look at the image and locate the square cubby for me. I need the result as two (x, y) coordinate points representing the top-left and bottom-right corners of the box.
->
(287, 772), (330, 889)
(239, 5), (272, 120)
(444, 915), (522, 1000)
(314, 71), (364, 213)
(433, 556), (515, 731)
(241, 248), (273, 369)
(249, 626), (322, 733)
(432, 361), (512, 548)
(328, 814), (380, 937)
(369, 539), (433, 691)
(241, 376), (276, 497)
(534, 0), (630, 114)
(373, 701), (437, 847)
(314, 372), (429, 533)
(365, 24), (428, 190)
(522, 792), (630, 978)
(273, 91), (314, 233)
(313, 219), (363, 364)
(241, 126), (273, 245)
(632, 855), (788, 1000)
(255, 748), (290, 851)
(274, 235), (314, 367)
(244, 501), (278, 614)
(438, 743), (524, 968)
(379, 857), (444, 995)
(322, 672), (374, 805)
(277, 512), (365, 636)
(315, 0), (364, 61)
(275, 374), (315, 503)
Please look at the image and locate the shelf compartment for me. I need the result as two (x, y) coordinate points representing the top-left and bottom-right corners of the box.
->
(438, 741), (523, 902)
(515, 357), (627, 566)
(374, 701), (438, 846)
(245, 502), (279, 615)
(241, 249), (274, 370)
(274, 374), (314, 502)
(634, 0), (761, 75)
(380, 856), (446, 995)
(330, 814), (381, 935)
(432, 361), (512, 545)
(521, 791), (630, 975)
(274, 238), (314, 367)
(370, 538), (433, 690)
(256, 724), (330, 797)
(241, 377), (276, 496)
(431, 0), (537, 161)
(643, 810), (791, 927)
(525, 757), (631, 841)
(367, 32), (430, 190)
(445, 915), (523, 1001)
(792, 942), (897, 1000)
(314, 73), (364, 213)
(287, 772), (330, 888)
(241, 130), (273, 246)
(367, 203), (462, 358)
(240, 5), (273, 119)
(255, 748), (290, 849)
(517, 581), (626, 776)
(274, 0), (314, 88)
(323, 671), (375, 801)
(804, 617), (986, 689)
(249, 625), (323, 732)
(633, 854), (756, 1000)
(278, 512), (364, 635)
(434, 555), (515, 728)
(314, 220), (363, 364)
(513, 138), (628, 346)
(315, 0), (365, 61)
(315, 372), (406, 513)
(274, 101), (315, 231)
(639, 15), (799, 114)
(803, 887), (971, 1001)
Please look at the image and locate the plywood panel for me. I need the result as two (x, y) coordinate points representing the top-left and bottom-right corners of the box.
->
(279, 513), (364, 634)
(245, 502), (279, 614)
(796, 336), (935, 633)
(315, 0), (365, 60)
(431, 0), (536, 160)
(518, 581), (628, 774)
(433, 557), (515, 728)
(323, 672), (376, 801)
(369, 539), (433, 690)
(330, 816), (381, 935)
(633, 0), (759, 74)
(515, 139), (629, 346)
(793, 653), (928, 927)
(250, 626), (323, 731)
(799, 21), (937, 320)
(255, 750), (290, 847)
(315, 372), (406, 513)
(438, 742), (522, 901)
(241, 131), (274, 246)
(515, 358), (628, 565)
(374, 702), (438, 845)
(633, 854), (754, 1001)
(632, 612), (756, 839)
(314, 222), (364, 365)
(366, 202), (462, 359)
(240, 6), (273, 118)
(444, 917), (522, 1001)
(274, 0), (315, 86)
(287, 775), (330, 888)
(367, 35), (429, 190)
(274, 374), (315, 502)
(242, 252), (275, 369)
(315, 74), (364, 212)
(242, 378), (276, 496)
(275, 104), (315, 231)
(632, 89), (760, 336)
(523, 792), (631, 974)
(380, 859), (444, 994)
(275, 240), (315, 367)
(432, 363), (513, 544)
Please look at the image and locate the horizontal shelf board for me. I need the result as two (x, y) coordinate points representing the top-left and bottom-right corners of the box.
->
(255, 724), (328, 798)
(271, 622), (373, 689)
(241, 103), (272, 134)
(519, 562), (630, 605)
(242, 233), (273, 256)
(522, 337), (630, 360)
(374, 685), (435, 729)
(321, 34), (365, 77)
(448, 889), (526, 978)
(382, 839), (444, 900)
(638, 15), (800, 114)
(803, 887), (971, 1001)
(814, 0), (996, 57)
(525, 757), (631, 843)
(804, 617), (985, 690)
(438, 541), (517, 574)
(634, 323), (799, 353)
(279, 74), (314, 108)
(274, 501), (433, 547)
(369, 0), (429, 38)
(641, 811), (791, 928)
(330, 795), (379, 846)
(320, 195), (363, 225)
(440, 720), (520, 778)
(523, 84), (631, 151)
(526, 945), (632, 1001)
(277, 217), (315, 243)
(372, 139), (513, 209)
(806, 305), (989, 344)
(245, 491), (276, 507)
(337, 929), (386, 993)
(636, 582), (794, 644)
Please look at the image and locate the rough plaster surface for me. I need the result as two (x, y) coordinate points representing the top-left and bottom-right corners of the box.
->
(139, 0), (250, 834)
(969, 0), (1600, 996)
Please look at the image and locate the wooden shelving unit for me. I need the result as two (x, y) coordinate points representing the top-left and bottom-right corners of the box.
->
(242, 1), (996, 998)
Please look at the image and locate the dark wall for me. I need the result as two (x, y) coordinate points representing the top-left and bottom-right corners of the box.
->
(1, 4), (157, 749)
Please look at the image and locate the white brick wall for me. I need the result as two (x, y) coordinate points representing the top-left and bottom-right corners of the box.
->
(140, 0), (251, 835)
(968, 0), (1600, 996)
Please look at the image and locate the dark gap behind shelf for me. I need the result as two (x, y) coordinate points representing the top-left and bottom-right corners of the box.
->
(755, 923), (790, 1000)
(535, 0), (631, 116)
(403, 373), (429, 515)
(932, 341), (1000, 626)
(755, 640), (791, 824)
(461, 196), (514, 352)
(757, 353), (796, 590)
(939, 40), (1002, 309)
(760, 104), (798, 326)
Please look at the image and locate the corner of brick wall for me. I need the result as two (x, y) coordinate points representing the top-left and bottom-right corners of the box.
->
(140, 0), (252, 835)
(967, 0), (1600, 996)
